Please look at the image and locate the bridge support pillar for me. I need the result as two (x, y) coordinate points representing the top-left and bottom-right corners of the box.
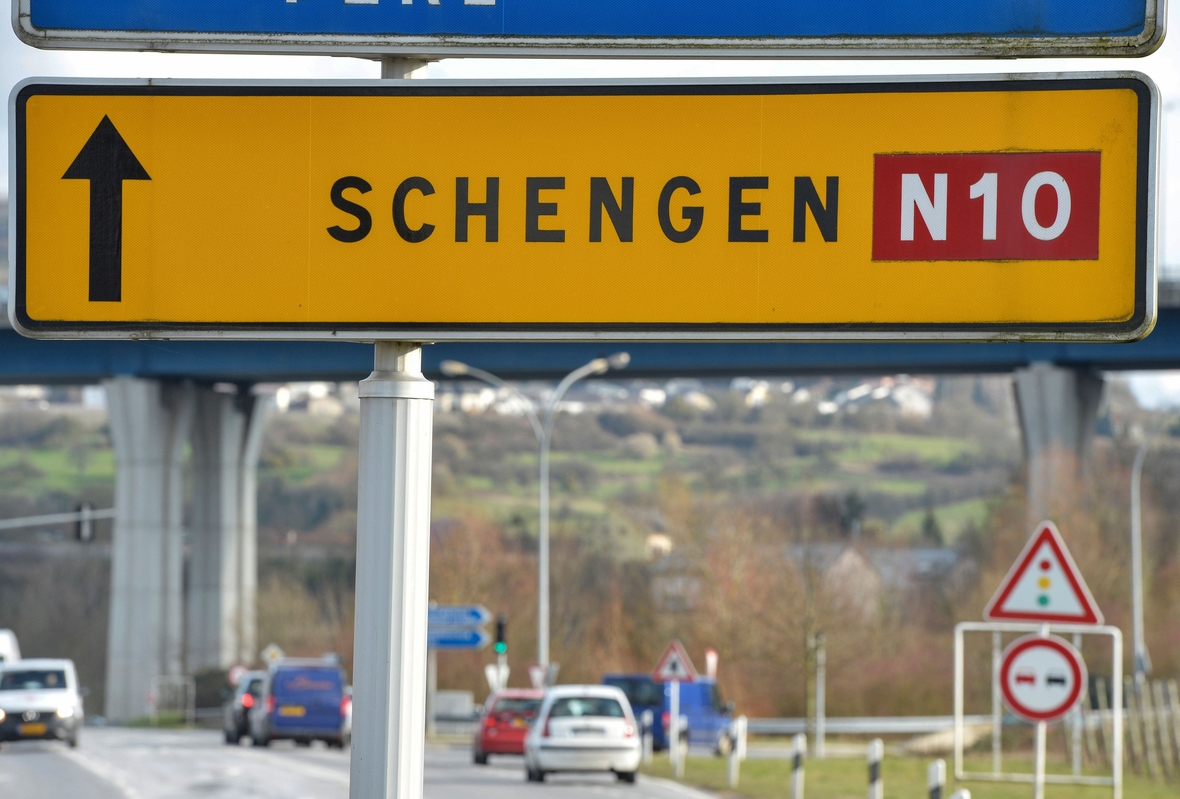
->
(103, 378), (194, 721)
(187, 387), (271, 671)
(1013, 363), (1103, 521)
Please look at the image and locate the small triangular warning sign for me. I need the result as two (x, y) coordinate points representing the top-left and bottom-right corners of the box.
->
(984, 521), (1103, 625)
(652, 640), (698, 682)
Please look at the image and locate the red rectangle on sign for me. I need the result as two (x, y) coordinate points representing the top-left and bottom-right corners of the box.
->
(873, 152), (1100, 261)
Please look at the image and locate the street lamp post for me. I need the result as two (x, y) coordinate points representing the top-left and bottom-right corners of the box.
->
(441, 353), (629, 668)
(1130, 440), (1152, 686)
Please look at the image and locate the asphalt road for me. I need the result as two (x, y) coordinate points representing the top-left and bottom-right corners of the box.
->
(0, 728), (717, 799)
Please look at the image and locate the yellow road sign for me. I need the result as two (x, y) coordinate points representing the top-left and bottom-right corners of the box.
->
(10, 75), (1156, 341)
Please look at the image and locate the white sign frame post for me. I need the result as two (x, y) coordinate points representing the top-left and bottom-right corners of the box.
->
(651, 639), (696, 779)
(953, 621), (1123, 799)
(670, 679), (682, 778)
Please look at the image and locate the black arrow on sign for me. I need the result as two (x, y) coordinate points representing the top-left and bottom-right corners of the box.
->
(63, 116), (150, 302)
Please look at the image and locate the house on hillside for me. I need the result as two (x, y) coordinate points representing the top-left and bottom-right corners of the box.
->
(784, 543), (959, 619)
(648, 551), (702, 612)
(650, 541), (960, 615)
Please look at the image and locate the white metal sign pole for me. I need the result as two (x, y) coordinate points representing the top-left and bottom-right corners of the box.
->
(991, 631), (1002, 775)
(350, 334), (435, 799)
(1071, 632), (1083, 777)
(670, 679), (682, 777)
(1112, 633), (1124, 799)
(1031, 623), (1048, 799)
(1033, 721), (1047, 799)
(815, 633), (826, 759)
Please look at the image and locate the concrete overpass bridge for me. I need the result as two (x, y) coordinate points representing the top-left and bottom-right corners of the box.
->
(5, 307), (1180, 384)
(5, 294), (1180, 720)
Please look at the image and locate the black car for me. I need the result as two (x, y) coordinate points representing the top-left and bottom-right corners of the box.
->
(223, 671), (265, 744)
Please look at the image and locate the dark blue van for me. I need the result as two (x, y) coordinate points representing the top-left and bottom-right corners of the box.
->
(603, 674), (733, 754)
(250, 660), (350, 748)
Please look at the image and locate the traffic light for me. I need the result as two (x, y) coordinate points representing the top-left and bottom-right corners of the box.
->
(494, 614), (507, 655)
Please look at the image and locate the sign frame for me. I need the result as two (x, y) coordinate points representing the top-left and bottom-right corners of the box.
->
(12, 0), (1166, 59)
(953, 622), (1122, 794)
(8, 73), (1159, 343)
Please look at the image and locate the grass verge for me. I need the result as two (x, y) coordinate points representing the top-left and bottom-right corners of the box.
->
(641, 751), (1172, 799)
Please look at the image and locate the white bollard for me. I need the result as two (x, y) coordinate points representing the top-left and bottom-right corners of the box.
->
(726, 726), (739, 788)
(867, 738), (883, 799)
(670, 679), (683, 778)
(790, 733), (807, 799)
(641, 710), (654, 765)
(725, 716), (747, 788)
(676, 715), (688, 778)
(928, 758), (946, 799)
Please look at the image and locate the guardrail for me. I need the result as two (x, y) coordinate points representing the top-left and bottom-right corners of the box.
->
(748, 716), (993, 736)
(441, 712), (989, 736)
(0, 507), (115, 531)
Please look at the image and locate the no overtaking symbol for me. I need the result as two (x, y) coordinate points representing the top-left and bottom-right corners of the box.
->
(1000, 633), (1087, 723)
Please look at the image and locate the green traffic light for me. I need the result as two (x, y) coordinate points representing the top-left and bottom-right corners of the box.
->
(494, 642), (507, 654)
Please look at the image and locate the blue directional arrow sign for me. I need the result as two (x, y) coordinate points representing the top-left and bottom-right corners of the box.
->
(428, 605), (492, 629)
(15, 0), (1163, 58)
(428, 627), (491, 651)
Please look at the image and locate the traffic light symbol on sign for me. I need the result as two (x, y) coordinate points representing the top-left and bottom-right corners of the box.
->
(984, 521), (1103, 625)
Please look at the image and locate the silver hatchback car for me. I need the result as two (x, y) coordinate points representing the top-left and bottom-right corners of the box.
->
(524, 685), (641, 783)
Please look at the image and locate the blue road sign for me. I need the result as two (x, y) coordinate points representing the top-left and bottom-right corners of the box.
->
(428, 627), (491, 651)
(428, 605), (492, 629)
(15, 0), (1163, 58)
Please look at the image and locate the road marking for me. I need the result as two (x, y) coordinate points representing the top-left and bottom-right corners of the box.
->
(228, 746), (351, 785)
(58, 747), (142, 799)
(639, 773), (721, 799)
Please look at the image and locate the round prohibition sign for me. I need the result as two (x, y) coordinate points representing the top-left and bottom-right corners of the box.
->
(1000, 633), (1087, 723)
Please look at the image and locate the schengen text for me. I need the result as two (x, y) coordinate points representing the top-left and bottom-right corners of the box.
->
(326, 175), (840, 245)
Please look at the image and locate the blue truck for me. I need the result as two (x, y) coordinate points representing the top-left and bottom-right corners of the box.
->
(602, 674), (734, 754)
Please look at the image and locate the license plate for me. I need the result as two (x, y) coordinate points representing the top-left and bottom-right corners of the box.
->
(573, 726), (605, 736)
(512, 718), (526, 728)
(278, 705), (306, 717)
(18, 723), (47, 736)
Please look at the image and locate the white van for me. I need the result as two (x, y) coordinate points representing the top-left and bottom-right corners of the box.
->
(0, 659), (84, 747)
(0, 631), (19, 664)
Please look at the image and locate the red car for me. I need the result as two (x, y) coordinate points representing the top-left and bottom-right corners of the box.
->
(474, 689), (545, 764)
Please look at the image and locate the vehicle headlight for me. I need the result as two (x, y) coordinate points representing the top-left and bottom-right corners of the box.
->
(0, 709), (6, 722)
(56, 706), (74, 719)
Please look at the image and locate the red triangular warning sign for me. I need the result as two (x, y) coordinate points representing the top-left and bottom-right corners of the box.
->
(984, 521), (1103, 625)
(652, 640), (698, 682)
